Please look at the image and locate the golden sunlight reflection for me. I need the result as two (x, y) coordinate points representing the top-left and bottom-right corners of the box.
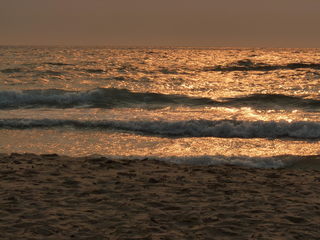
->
(1, 129), (319, 158)
(0, 107), (318, 123)
(1, 48), (320, 169)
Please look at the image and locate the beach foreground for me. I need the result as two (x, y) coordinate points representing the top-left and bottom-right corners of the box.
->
(1, 153), (320, 239)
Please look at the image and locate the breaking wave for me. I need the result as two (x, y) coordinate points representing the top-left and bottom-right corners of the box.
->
(1, 119), (320, 140)
(0, 88), (215, 109)
(221, 94), (320, 110)
(86, 154), (320, 169)
(137, 155), (320, 169)
(87, 155), (289, 169)
(0, 88), (319, 110)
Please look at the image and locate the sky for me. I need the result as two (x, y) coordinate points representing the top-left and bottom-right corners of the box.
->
(1, 0), (320, 47)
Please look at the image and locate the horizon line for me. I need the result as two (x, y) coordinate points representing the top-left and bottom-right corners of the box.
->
(0, 44), (319, 50)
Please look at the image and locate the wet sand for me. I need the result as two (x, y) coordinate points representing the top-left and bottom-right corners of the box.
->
(1, 153), (320, 239)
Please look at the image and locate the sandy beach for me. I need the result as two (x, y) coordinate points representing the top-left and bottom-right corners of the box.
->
(1, 153), (320, 239)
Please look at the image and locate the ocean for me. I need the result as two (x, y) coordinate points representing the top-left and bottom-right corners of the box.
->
(0, 46), (319, 168)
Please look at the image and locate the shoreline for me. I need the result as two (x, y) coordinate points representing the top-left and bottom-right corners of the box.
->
(1, 153), (320, 239)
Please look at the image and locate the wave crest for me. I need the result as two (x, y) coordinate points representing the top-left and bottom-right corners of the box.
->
(1, 119), (319, 140)
(0, 88), (319, 110)
(0, 88), (214, 109)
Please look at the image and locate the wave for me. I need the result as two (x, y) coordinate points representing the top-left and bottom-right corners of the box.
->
(0, 67), (64, 76)
(4, 152), (320, 169)
(1, 119), (320, 140)
(204, 59), (320, 72)
(0, 63), (72, 74)
(83, 69), (105, 74)
(0, 88), (215, 109)
(221, 94), (320, 110)
(43, 62), (73, 66)
(88, 154), (289, 169)
(86, 154), (320, 169)
(138, 155), (320, 169)
(0, 68), (24, 74)
(0, 88), (319, 110)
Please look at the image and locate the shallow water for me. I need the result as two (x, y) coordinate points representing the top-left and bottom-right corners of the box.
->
(0, 47), (319, 168)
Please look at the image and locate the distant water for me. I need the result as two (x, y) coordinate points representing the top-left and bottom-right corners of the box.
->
(0, 46), (320, 168)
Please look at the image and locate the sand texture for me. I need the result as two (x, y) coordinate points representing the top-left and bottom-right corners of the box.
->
(1, 153), (320, 239)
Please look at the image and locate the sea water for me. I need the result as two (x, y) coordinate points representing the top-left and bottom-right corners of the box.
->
(0, 46), (319, 168)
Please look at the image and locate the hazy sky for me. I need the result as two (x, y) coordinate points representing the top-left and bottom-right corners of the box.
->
(1, 0), (320, 47)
